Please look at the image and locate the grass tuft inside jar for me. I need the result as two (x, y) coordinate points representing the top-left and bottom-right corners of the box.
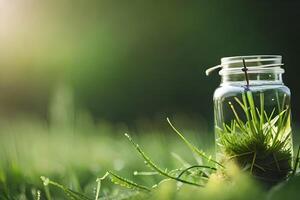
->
(216, 59), (293, 186)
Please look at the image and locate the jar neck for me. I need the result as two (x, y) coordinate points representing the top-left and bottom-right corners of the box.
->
(221, 72), (283, 86)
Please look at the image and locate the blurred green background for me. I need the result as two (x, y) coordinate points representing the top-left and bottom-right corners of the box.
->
(1, 1), (300, 199)
(0, 0), (300, 125)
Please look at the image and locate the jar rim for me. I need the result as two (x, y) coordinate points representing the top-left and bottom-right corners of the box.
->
(206, 55), (285, 76)
(221, 55), (282, 65)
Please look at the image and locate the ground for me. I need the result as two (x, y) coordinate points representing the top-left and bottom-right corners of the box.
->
(0, 116), (299, 200)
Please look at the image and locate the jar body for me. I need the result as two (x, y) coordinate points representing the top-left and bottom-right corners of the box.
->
(214, 82), (292, 184)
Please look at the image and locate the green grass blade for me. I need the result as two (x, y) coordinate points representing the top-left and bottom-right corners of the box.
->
(292, 145), (300, 176)
(260, 92), (264, 130)
(171, 152), (191, 168)
(177, 165), (216, 179)
(246, 91), (259, 133)
(108, 171), (150, 192)
(166, 118), (224, 168)
(95, 172), (109, 200)
(242, 92), (250, 120)
(41, 176), (92, 200)
(125, 133), (205, 187)
(36, 190), (41, 200)
(272, 109), (289, 146)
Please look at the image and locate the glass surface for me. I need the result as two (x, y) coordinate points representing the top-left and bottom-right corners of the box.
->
(212, 55), (293, 186)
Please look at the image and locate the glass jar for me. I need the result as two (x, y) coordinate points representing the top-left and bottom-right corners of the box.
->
(207, 55), (293, 185)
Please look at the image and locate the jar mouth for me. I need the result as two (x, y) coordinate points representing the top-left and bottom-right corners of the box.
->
(220, 55), (284, 76)
(221, 55), (282, 66)
(206, 55), (285, 76)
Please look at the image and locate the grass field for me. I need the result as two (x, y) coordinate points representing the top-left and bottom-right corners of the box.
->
(0, 114), (299, 200)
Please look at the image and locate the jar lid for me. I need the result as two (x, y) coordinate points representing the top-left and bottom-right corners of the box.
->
(206, 55), (284, 76)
